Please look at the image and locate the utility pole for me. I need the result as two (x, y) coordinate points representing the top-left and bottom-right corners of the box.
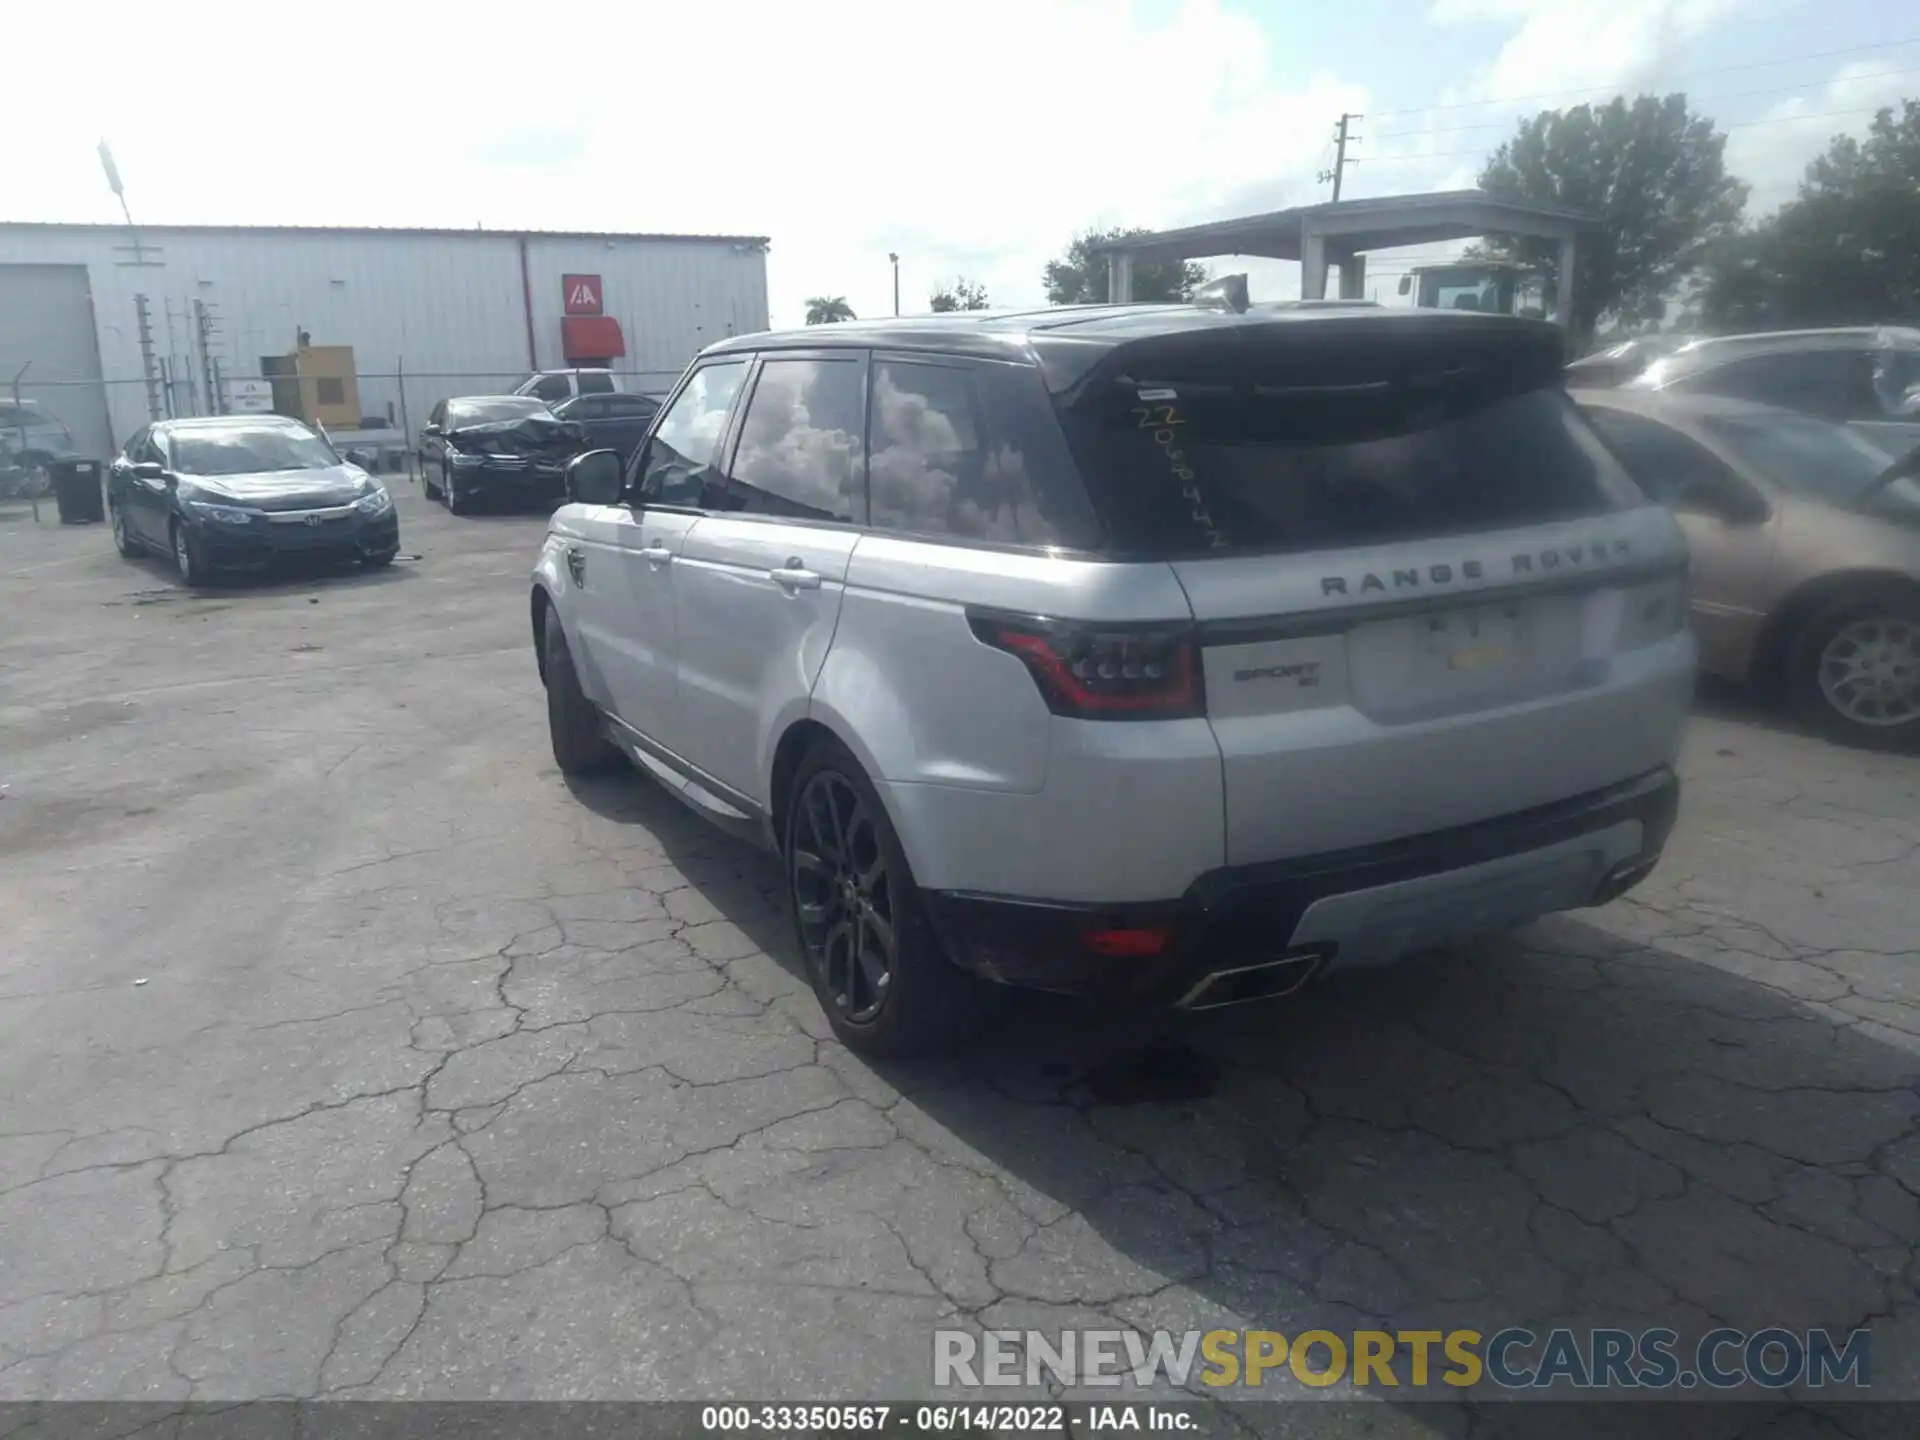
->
(194, 300), (221, 416)
(1318, 112), (1362, 201)
(888, 252), (900, 317)
(133, 295), (163, 420)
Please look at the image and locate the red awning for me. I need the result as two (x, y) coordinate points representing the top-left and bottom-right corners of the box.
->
(561, 315), (626, 361)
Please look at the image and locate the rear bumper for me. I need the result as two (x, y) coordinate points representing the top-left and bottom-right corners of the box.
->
(921, 766), (1679, 1006)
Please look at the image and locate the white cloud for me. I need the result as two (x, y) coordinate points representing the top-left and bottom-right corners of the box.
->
(1430, 0), (1739, 107)
(5, 0), (1369, 327)
(1726, 60), (1918, 213)
(1354, 0), (1740, 199)
(16, 0), (1871, 329)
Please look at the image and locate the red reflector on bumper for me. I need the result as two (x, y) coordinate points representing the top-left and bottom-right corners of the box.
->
(1082, 926), (1174, 958)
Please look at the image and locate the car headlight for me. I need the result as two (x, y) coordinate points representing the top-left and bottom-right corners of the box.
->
(186, 499), (257, 524)
(448, 449), (485, 467)
(354, 486), (393, 516)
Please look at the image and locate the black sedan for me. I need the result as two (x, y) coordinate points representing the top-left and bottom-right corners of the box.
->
(108, 415), (400, 586)
(420, 396), (586, 513)
(549, 391), (660, 464)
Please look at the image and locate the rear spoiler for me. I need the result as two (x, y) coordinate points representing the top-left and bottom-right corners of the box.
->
(1044, 311), (1568, 409)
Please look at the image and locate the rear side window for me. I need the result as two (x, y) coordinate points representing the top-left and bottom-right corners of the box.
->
(1061, 369), (1641, 558)
(713, 358), (865, 522)
(867, 358), (1099, 548)
(1680, 350), (1871, 422)
(578, 371), (616, 395)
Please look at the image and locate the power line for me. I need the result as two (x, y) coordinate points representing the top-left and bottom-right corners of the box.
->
(1364, 34), (1920, 121)
(1359, 103), (1897, 167)
(1368, 64), (1920, 140)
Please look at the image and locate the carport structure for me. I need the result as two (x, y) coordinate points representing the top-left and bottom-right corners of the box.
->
(1097, 190), (1596, 327)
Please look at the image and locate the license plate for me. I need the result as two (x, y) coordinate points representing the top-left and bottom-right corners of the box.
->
(1423, 605), (1528, 674)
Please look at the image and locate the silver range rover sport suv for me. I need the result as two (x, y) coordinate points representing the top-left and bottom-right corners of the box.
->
(531, 304), (1695, 1056)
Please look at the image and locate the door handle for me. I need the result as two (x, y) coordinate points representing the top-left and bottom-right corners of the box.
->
(769, 558), (822, 591)
(642, 542), (673, 568)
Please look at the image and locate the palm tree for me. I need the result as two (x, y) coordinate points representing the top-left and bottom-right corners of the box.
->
(805, 296), (856, 325)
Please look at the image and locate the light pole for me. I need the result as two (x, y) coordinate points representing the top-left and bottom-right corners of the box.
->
(888, 253), (900, 317)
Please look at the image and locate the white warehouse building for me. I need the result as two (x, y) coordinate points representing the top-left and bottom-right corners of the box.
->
(0, 223), (772, 463)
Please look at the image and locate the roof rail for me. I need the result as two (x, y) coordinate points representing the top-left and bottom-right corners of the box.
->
(1189, 273), (1251, 314)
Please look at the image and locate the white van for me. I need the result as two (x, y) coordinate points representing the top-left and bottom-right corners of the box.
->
(512, 369), (622, 405)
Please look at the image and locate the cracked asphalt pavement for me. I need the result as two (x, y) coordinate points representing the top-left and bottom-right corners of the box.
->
(2, 490), (1918, 1431)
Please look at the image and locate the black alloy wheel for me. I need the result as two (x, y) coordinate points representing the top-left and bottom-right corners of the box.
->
(791, 770), (896, 1024)
(782, 738), (991, 1055)
(171, 519), (209, 587)
(110, 502), (138, 557)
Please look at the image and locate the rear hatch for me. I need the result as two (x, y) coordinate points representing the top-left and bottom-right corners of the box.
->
(1053, 313), (1690, 865)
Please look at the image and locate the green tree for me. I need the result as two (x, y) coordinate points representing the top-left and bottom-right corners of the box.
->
(1475, 94), (1748, 333)
(1043, 227), (1208, 305)
(804, 296), (856, 325)
(929, 278), (990, 312)
(1700, 99), (1920, 329)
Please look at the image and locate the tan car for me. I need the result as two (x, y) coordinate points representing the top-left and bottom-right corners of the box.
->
(1574, 389), (1920, 746)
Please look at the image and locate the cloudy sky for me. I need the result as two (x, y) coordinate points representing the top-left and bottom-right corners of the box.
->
(6, 0), (1915, 325)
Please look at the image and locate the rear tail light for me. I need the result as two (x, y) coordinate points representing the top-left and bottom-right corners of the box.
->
(968, 613), (1204, 720)
(1081, 925), (1175, 957)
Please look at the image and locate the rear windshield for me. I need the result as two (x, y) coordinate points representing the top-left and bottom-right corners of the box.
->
(1058, 360), (1644, 558)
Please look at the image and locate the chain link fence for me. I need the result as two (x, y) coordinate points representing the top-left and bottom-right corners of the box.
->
(3, 362), (686, 484)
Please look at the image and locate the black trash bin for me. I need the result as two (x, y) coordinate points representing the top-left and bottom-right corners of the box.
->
(51, 457), (105, 525)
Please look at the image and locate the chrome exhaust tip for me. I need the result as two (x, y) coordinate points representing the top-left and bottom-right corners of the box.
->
(1589, 854), (1659, 906)
(1176, 950), (1328, 1011)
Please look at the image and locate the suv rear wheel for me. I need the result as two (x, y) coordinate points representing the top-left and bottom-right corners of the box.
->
(783, 737), (990, 1056)
(1789, 594), (1920, 748)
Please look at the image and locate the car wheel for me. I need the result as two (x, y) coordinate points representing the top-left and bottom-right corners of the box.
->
(170, 519), (210, 588)
(1789, 595), (1920, 748)
(110, 502), (139, 557)
(444, 471), (467, 515)
(784, 736), (992, 1057)
(422, 464), (440, 500)
(362, 550), (397, 569)
(542, 607), (619, 775)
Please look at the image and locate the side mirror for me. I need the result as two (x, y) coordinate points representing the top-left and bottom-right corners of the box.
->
(1397, 275), (1412, 296)
(565, 448), (626, 506)
(423, 423), (442, 437)
(130, 461), (167, 482)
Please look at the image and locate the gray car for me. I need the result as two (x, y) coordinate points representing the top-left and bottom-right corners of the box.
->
(1621, 326), (1920, 455)
(0, 399), (76, 480)
(531, 305), (1696, 1055)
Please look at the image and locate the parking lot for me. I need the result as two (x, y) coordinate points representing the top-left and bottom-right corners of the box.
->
(2, 485), (1918, 1426)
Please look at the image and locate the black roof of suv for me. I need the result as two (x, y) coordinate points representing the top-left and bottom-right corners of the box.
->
(706, 303), (1565, 397)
